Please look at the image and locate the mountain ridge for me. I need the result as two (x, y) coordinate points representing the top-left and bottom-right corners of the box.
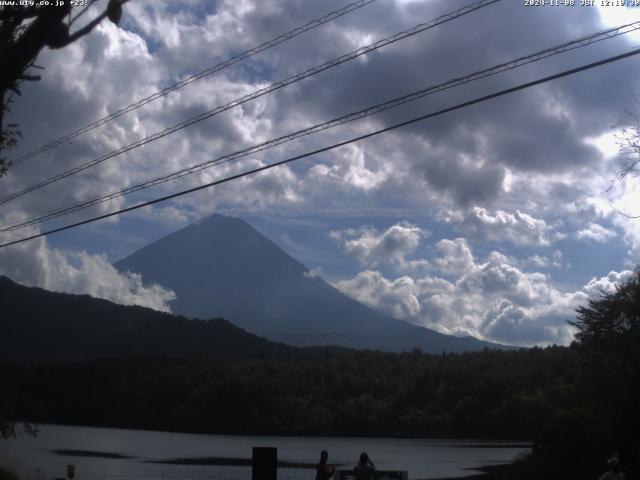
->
(0, 275), (301, 363)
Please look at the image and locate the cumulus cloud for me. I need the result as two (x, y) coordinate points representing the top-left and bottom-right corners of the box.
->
(581, 269), (634, 298)
(303, 266), (324, 279)
(527, 250), (563, 269)
(307, 144), (396, 192)
(0, 226), (176, 312)
(333, 236), (633, 346)
(445, 207), (565, 246)
(577, 222), (618, 242)
(330, 222), (427, 268)
(334, 270), (423, 319)
(431, 238), (475, 277)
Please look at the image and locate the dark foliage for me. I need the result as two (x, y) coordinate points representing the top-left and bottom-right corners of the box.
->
(517, 269), (640, 479)
(0, 346), (576, 440)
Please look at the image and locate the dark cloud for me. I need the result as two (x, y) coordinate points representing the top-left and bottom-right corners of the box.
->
(248, 0), (636, 204)
(420, 150), (506, 205)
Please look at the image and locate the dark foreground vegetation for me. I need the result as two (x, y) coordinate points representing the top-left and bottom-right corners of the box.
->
(1, 347), (574, 439)
(1, 270), (639, 479)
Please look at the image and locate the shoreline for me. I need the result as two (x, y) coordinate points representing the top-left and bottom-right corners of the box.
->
(22, 421), (533, 443)
(429, 464), (513, 480)
(51, 451), (513, 477)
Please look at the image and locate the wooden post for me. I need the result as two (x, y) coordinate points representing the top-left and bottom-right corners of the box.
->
(252, 447), (277, 480)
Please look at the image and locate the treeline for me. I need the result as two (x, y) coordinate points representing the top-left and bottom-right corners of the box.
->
(2, 346), (574, 439)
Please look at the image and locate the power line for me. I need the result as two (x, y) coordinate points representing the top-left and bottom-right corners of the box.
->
(8, 0), (378, 167)
(3, 20), (639, 233)
(2, 46), (639, 249)
(0, 0), (499, 207)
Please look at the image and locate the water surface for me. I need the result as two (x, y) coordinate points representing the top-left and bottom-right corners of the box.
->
(0, 424), (529, 480)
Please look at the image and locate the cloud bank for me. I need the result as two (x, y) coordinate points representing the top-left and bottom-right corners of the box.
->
(334, 226), (633, 346)
(0, 224), (176, 312)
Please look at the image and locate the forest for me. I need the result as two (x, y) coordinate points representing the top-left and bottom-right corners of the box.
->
(1, 269), (639, 480)
(1, 346), (574, 439)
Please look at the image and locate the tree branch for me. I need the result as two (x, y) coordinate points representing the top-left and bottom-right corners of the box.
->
(62, 0), (129, 46)
(68, 0), (99, 26)
(19, 74), (41, 81)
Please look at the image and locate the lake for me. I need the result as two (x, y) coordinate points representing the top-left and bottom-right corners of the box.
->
(0, 424), (530, 480)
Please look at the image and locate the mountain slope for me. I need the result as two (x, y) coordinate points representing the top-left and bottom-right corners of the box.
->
(115, 214), (508, 353)
(0, 275), (296, 363)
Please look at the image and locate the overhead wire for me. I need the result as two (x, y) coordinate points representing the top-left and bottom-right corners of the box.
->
(0, 0), (500, 207)
(2, 46), (639, 249)
(8, 0), (379, 167)
(2, 20), (639, 233)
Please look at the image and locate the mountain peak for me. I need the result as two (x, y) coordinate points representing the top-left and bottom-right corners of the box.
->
(116, 215), (508, 353)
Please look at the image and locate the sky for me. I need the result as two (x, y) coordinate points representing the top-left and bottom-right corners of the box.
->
(1, 0), (639, 346)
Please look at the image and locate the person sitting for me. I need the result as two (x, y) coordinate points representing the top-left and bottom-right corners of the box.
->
(316, 450), (335, 480)
(354, 452), (376, 480)
(599, 456), (625, 480)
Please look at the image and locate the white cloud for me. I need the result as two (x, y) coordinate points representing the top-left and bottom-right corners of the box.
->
(581, 270), (634, 298)
(330, 222), (427, 268)
(303, 266), (324, 279)
(333, 237), (633, 346)
(583, 131), (621, 160)
(450, 207), (564, 246)
(304, 143), (397, 193)
(597, 4), (640, 42)
(576, 222), (618, 242)
(431, 238), (475, 277)
(608, 175), (640, 255)
(334, 270), (423, 319)
(0, 225), (176, 313)
(526, 249), (563, 269)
